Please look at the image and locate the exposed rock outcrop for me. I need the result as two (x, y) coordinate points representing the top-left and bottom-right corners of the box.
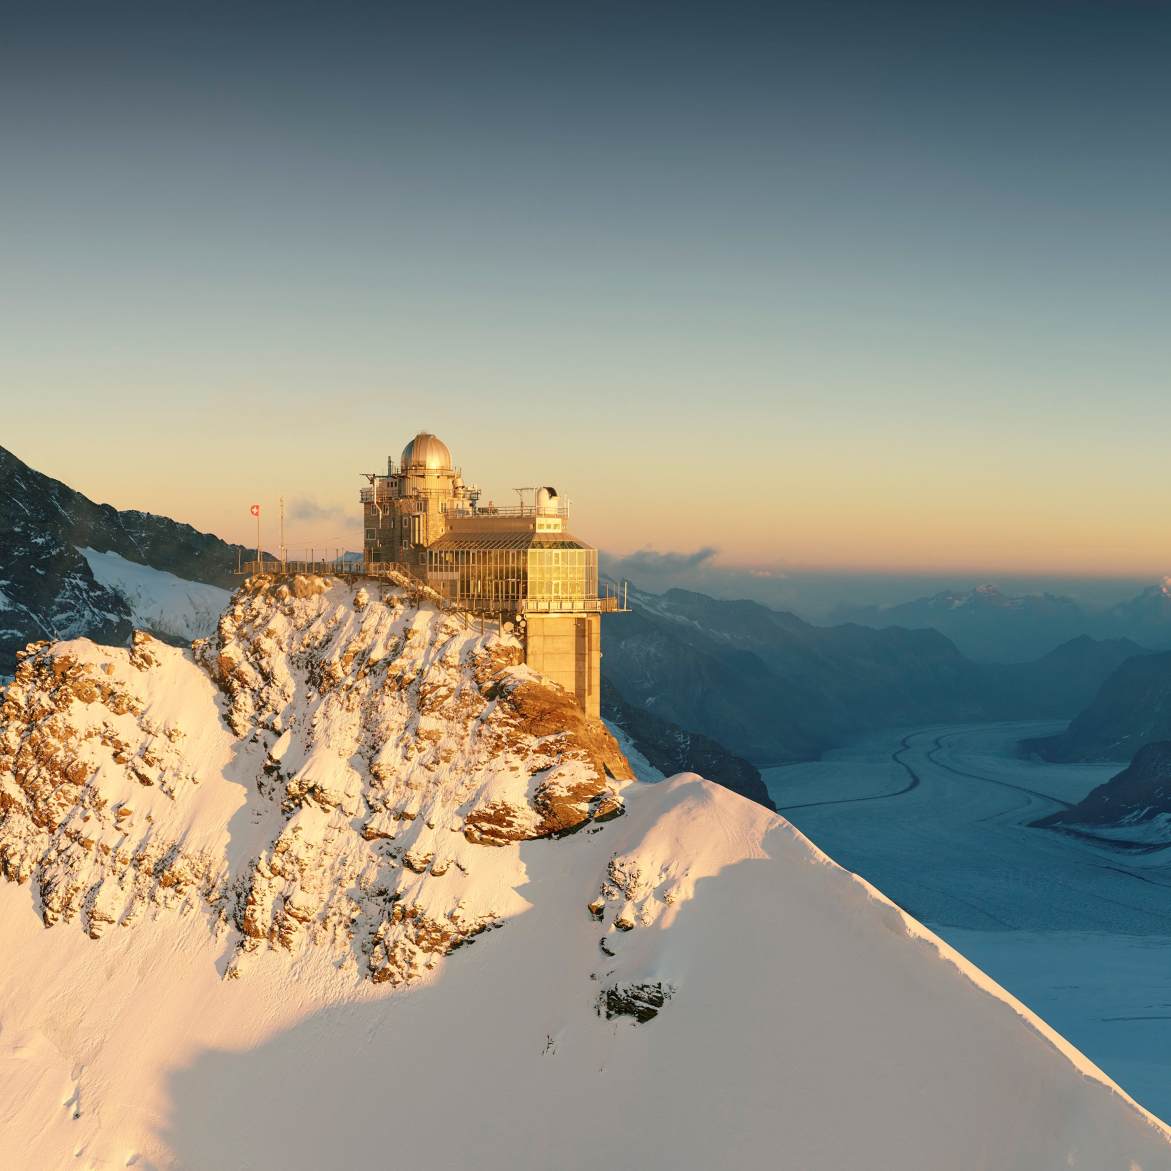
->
(597, 981), (673, 1023)
(0, 576), (634, 986)
(0, 635), (226, 934)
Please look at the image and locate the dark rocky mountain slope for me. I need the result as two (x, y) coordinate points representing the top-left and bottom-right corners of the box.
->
(995, 635), (1150, 719)
(0, 446), (252, 673)
(1035, 741), (1171, 842)
(600, 677), (774, 810)
(1024, 651), (1171, 763)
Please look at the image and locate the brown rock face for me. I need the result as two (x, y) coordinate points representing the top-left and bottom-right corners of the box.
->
(462, 675), (633, 843)
(498, 679), (633, 785)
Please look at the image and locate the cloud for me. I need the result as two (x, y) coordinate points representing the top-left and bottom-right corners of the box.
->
(600, 548), (808, 614)
(604, 546), (719, 574)
(288, 497), (351, 523)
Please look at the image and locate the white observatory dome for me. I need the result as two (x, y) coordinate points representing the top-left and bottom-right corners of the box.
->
(400, 432), (452, 471)
(535, 486), (559, 514)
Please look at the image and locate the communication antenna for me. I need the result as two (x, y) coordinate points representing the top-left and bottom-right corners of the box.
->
(364, 472), (386, 524)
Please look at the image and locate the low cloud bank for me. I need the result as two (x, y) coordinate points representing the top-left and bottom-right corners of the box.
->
(608, 547), (719, 574)
(600, 548), (1150, 621)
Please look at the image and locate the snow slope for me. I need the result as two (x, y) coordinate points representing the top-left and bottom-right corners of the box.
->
(1, 580), (1169, 1170)
(79, 547), (231, 643)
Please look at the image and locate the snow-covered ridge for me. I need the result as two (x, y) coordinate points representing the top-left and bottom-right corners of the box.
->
(1, 577), (1169, 1169)
(78, 547), (231, 642)
(0, 575), (630, 984)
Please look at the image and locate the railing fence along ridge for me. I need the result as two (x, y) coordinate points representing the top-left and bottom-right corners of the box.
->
(237, 561), (627, 618)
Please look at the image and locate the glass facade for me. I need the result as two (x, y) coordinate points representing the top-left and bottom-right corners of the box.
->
(427, 547), (527, 608)
(426, 538), (598, 610)
(526, 546), (597, 601)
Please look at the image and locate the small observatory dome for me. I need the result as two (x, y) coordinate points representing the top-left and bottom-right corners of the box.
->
(400, 432), (452, 470)
(535, 486), (560, 514)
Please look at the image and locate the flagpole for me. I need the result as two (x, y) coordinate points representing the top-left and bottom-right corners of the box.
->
(256, 507), (261, 570)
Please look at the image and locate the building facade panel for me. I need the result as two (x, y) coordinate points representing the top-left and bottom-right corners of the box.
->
(524, 612), (600, 719)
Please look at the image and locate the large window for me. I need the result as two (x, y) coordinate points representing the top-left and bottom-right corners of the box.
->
(527, 547), (596, 602)
(428, 540), (597, 609)
(428, 547), (527, 607)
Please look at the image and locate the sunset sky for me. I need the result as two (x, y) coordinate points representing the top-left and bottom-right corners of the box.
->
(4, 1), (1170, 594)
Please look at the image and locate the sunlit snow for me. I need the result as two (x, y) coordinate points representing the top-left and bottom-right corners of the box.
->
(79, 546), (230, 641)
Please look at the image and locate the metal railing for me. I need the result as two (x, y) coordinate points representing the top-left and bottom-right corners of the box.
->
(522, 595), (624, 614)
(360, 490), (428, 511)
(237, 560), (629, 613)
(448, 504), (569, 519)
(239, 559), (403, 578)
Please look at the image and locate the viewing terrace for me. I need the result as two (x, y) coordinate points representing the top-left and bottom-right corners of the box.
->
(235, 559), (627, 615)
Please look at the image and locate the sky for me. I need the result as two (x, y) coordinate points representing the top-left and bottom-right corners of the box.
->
(3, 0), (1171, 606)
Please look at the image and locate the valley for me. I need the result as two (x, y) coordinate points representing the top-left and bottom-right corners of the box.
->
(765, 722), (1171, 1119)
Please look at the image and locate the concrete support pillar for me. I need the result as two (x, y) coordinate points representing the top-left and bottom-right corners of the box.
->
(524, 612), (601, 719)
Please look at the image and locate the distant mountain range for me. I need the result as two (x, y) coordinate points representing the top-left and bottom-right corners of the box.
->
(832, 581), (1171, 662)
(0, 446), (247, 673)
(1110, 578), (1171, 639)
(1025, 650), (1171, 763)
(601, 585), (1146, 766)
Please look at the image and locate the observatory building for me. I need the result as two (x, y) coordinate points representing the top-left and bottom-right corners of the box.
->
(360, 432), (621, 718)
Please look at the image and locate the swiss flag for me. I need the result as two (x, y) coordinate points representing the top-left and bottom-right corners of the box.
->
(250, 504), (260, 518)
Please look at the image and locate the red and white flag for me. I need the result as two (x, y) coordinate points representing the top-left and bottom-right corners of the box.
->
(250, 504), (260, 518)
